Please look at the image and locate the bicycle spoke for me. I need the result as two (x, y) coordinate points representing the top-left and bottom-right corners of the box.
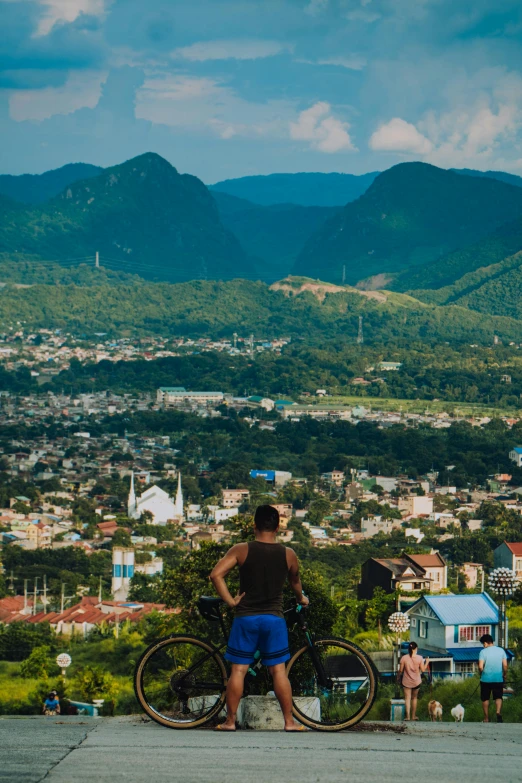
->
(288, 640), (376, 729)
(137, 639), (226, 726)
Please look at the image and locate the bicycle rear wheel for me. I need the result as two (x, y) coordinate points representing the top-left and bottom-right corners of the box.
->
(134, 635), (228, 729)
(287, 637), (377, 731)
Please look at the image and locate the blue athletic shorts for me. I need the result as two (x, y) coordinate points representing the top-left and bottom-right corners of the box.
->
(225, 614), (290, 666)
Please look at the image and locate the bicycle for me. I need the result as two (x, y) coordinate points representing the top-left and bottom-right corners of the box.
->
(134, 596), (378, 731)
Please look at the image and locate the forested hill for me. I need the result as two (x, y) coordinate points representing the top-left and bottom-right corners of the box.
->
(0, 274), (521, 343)
(0, 163), (103, 204)
(293, 163), (522, 285)
(394, 213), (522, 292)
(0, 153), (252, 283)
(210, 171), (379, 207)
(212, 191), (340, 280)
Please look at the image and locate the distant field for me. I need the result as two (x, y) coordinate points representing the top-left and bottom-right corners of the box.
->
(314, 395), (519, 418)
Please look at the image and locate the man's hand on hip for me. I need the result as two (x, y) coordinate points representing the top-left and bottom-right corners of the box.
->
(227, 592), (246, 608)
(299, 594), (310, 607)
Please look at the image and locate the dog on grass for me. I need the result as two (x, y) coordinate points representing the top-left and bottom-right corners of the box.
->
(428, 700), (443, 721)
(451, 704), (465, 722)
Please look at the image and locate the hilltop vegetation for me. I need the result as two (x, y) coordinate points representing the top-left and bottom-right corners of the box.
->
(0, 153), (251, 283)
(294, 163), (522, 285)
(0, 274), (521, 342)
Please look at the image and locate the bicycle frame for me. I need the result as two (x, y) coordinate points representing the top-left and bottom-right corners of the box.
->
(178, 602), (330, 694)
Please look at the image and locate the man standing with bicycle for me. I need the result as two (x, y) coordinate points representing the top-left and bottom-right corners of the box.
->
(210, 504), (309, 732)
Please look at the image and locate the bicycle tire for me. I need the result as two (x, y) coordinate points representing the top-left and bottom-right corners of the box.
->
(287, 636), (378, 731)
(134, 634), (228, 729)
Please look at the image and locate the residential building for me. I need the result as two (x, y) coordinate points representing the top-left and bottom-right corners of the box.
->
(222, 489), (250, 508)
(25, 522), (52, 549)
(398, 495), (434, 516)
(461, 562), (484, 590)
(360, 516), (393, 538)
(406, 593), (511, 675)
(494, 541), (522, 579)
(359, 557), (431, 599)
(508, 447), (522, 467)
(321, 470), (345, 487)
(403, 552), (447, 591)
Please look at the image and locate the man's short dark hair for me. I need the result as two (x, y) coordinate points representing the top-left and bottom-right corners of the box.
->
(254, 505), (279, 532)
(480, 634), (494, 645)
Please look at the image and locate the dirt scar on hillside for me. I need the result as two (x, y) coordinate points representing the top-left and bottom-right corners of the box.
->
(270, 280), (387, 304)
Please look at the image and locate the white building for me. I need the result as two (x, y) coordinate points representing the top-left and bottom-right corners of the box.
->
(398, 495), (433, 516)
(509, 447), (522, 467)
(157, 387), (224, 406)
(128, 471), (184, 525)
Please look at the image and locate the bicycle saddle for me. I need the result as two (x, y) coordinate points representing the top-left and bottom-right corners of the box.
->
(198, 596), (224, 621)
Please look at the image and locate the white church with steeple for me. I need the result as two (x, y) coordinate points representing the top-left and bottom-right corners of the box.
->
(128, 471), (184, 525)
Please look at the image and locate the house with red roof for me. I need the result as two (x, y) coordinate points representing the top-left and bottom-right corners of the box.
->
(494, 541), (522, 580)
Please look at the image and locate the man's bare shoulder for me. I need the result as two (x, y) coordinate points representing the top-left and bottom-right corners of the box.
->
(285, 547), (298, 561)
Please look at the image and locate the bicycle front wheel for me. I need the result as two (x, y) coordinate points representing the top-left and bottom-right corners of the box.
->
(134, 635), (228, 729)
(287, 637), (378, 731)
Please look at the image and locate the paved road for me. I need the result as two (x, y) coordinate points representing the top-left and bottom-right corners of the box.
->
(1, 717), (521, 783)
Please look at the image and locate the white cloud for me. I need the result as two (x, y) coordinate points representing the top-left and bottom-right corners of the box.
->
(171, 39), (292, 62)
(316, 56), (366, 71)
(35, 0), (107, 37)
(290, 102), (356, 153)
(344, 8), (381, 22)
(136, 74), (294, 141)
(9, 70), (106, 121)
(369, 117), (433, 154)
(304, 0), (329, 16)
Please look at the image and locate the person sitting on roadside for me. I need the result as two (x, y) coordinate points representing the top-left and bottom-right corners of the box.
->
(478, 634), (508, 723)
(398, 641), (429, 721)
(43, 690), (61, 716)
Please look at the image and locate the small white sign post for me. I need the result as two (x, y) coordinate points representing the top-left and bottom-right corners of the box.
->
(56, 653), (72, 680)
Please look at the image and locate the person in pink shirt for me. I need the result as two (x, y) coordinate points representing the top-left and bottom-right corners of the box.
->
(398, 641), (429, 720)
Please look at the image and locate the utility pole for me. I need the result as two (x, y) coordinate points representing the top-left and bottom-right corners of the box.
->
(43, 575), (47, 614)
(95, 251), (100, 268)
(33, 577), (39, 616)
(24, 579), (28, 612)
(357, 315), (364, 345)
(98, 576), (103, 603)
(250, 334), (254, 355)
(8, 571), (15, 592)
(61, 582), (65, 614)
(233, 332), (238, 350)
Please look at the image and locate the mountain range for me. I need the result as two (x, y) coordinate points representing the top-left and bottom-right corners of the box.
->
(4, 154), (522, 326)
(209, 172), (379, 207)
(0, 153), (251, 283)
(293, 163), (522, 285)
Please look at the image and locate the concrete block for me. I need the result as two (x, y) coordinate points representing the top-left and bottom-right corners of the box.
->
(238, 694), (320, 730)
(390, 698), (405, 722)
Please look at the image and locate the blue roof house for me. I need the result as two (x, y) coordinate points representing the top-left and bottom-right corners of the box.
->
(405, 593), (510, 677)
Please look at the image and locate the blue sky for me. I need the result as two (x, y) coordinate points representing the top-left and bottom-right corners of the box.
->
(1, 0), (522, 181)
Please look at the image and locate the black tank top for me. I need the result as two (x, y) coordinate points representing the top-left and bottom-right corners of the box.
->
(236, 541), (288, 618)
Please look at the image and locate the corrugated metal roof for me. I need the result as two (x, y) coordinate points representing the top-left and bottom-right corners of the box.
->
(450, 647), (483, 662)
(423, 593), (499, 625)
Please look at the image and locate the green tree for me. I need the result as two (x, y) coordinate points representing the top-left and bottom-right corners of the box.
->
(20, 645), (54, 679)
(74, 666), (119, 702)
